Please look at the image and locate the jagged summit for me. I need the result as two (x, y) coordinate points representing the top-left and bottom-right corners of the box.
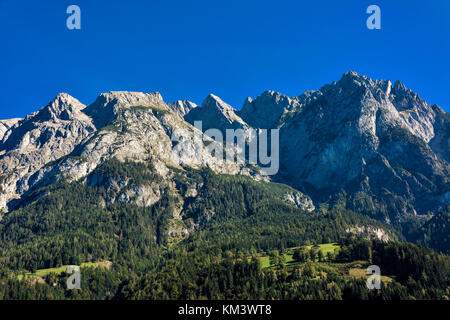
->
(238, 90), (300, 128)
(341, 70), (374, 79)
(393, 79), (407, 91)
(335, 70), (389, 93)
(37, 93), (88, 122)
(239, 70), (383, 129)
(184, 94), (247, 131)
(84, 91), (167, 128)
(169, 100), (198, 116)
(202, 94), (235, 111)
(53, 92), (82, 104)
(91, 91), (164, 109)
(340, 69), (363, 79)
(88, 91), (165, 111)
(100, 91), (163, 103)
(274, 72), (449, 218)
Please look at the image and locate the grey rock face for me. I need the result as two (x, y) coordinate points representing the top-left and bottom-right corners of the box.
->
(83, 91), (165, 128)
(0, 118), (21, 142)
(274, 71), (449, 219)
(284, 190), (315, 212)
(389, 79), (437, 143)
(86, 170), (163, 208)
(429, 105), (450, 162)
(238, 90), (301, 129)
(169, 100), (198, 116)
(345, 225), (390, 242)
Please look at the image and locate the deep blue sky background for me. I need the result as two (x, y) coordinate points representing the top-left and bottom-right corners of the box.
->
(1, 0), (449, 119)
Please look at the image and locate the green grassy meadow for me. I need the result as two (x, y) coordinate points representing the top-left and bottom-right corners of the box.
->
(258, 243), (341, 269)
(16, 262), (109, 280)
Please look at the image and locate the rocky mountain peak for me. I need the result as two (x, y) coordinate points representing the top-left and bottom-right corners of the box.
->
(335, 71), (396, 99)
(185, 94), (248, 131)
(101, 91), (163, 105)
(343, 70), (360, 77)
(259, 90), (296, 105)
(238, 90), (300, 129)
(35, 93), (87, 122)
(338, 70), (370, 85)
(1, 93), (94, 151)
(93, 91), (164, 109)
(84, 91), (166, 128)
(335, 71), (388, 98)
(275, 71), (449, 219)
(393, 80), (407, 92)
(169, 100), (198, 116)
(202, 94), (234, 112)
(0, 93), (97, 211)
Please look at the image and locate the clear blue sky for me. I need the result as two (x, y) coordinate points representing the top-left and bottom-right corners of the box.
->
(1, 0), (449, 119)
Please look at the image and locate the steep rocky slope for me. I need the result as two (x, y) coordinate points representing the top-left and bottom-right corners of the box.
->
(429, 105), (450, 163)
(274, 72), (449, 220)
(237, 90), (301, 129)
(0, 118), (21, 141)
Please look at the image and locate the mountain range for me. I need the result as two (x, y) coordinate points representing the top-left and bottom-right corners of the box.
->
(1, 71), (448, 225)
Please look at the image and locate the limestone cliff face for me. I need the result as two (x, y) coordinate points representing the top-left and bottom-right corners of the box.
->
(345, 225), (390, 242)
(284, 190), (315, 212)
(429, 105), (450, 163)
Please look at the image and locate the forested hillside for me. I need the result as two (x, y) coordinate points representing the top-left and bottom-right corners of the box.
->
(0, 163), (448, 300)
